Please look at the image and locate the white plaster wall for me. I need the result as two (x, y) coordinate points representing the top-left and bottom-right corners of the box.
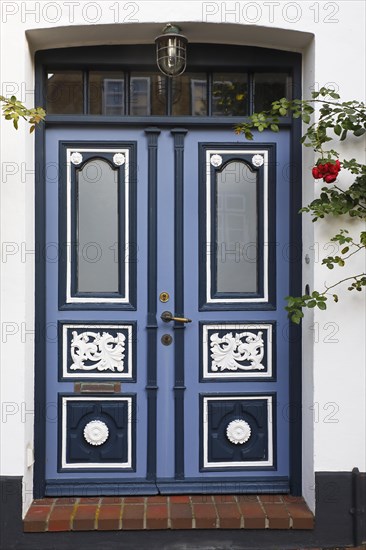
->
(0, 1), (365, 514)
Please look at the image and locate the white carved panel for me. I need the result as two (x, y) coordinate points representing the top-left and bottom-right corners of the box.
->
(202, 323), (273, 379)
(61, 324), (134, 379)
(210, 331), (265, 371)
(70, 331), (126, 372)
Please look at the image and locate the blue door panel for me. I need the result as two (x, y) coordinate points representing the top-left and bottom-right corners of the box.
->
(182, 129), (290, 480)
(45, 127), (149, 481)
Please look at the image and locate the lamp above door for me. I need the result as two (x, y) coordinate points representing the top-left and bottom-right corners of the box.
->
(155, 24), (188, 77)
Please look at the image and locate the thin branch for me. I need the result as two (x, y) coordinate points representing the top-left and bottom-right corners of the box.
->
(322, 274), (366, 294)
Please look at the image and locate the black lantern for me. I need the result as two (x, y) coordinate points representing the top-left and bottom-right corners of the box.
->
(155, 24), (188, 78)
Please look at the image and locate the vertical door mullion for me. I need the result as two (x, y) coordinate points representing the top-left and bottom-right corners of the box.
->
(171, 128), (188, 480)
(145, 128), (161, 483)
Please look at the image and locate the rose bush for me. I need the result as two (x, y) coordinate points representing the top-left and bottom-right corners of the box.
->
(235, 87), (366, 323)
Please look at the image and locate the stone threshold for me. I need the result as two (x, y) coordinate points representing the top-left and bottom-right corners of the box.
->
(24, 494), (314, 532)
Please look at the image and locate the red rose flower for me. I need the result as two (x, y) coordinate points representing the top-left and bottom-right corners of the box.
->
(312, 159), (341, 183)
(328, 164), (338, 174)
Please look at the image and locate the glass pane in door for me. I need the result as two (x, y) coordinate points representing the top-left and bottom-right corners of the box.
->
(77, 158), (119, 292)
(216, 160), (258, 293)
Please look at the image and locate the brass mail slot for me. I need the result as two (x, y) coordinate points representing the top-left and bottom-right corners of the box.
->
(74, 382), (121, 394)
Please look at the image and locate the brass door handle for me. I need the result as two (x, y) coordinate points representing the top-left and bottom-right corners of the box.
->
(160, 311), (192, 324)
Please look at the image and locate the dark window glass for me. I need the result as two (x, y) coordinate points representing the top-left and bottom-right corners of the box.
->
(212, 73), (248, 116)
(46, 70), (293, 117)
(130, 72), (166, 115)
(89, 71), (125, 115)
(254, 73), (292, 111)
(172, 73), (207, 116)
(46, 71), (83, 114)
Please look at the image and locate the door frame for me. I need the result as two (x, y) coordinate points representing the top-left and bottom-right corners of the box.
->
(34, 43), (303, 497)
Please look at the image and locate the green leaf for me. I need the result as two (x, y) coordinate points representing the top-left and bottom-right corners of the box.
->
(334, 124), (342, 136)
(317, 301), (327, 310)
(341, 247), (349, 254)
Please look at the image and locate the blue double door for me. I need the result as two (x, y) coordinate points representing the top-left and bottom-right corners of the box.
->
(44, 125), (291, 495)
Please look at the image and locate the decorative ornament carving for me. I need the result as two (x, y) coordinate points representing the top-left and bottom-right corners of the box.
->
(70, 152), (83, 165)
(210, 154), (223, 167)
(226, 419), (251, 445)
(210, 331), (265, 371)
(252, 154), (264, 167)
(113, 153), (125, 166)
(83, 420), (109, 446)
(70, 331), (126, 372)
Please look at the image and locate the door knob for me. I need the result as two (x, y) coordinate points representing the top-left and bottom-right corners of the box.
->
(160, 311), (192, 324)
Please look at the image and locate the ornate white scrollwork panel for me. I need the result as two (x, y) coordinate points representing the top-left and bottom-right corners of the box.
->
(202, 323), (273, 379)
(61, 323), (134, 379)
(210, 331), (265, 371)
(70, 331), (126, 372)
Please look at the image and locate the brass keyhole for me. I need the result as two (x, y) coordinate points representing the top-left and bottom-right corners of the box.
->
(159, 291), (170, 303)
(161, 334), (173, 346)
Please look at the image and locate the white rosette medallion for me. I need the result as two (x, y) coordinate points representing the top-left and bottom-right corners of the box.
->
(70, 152), (83, 165)
(251, 154), (264, 167)
(226, 419), (251, 445)
(113, 153), (125, 166)
(210, 154), (223, 168)
(83, 420), (109, 446)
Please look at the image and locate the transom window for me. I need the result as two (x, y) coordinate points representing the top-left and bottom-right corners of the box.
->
(46, 69), (292, 116)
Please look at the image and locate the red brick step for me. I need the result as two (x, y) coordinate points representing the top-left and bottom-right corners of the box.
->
(24, 494), (314, 532)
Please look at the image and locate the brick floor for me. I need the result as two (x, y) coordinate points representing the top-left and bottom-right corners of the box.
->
(23, 494), (314, 532)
